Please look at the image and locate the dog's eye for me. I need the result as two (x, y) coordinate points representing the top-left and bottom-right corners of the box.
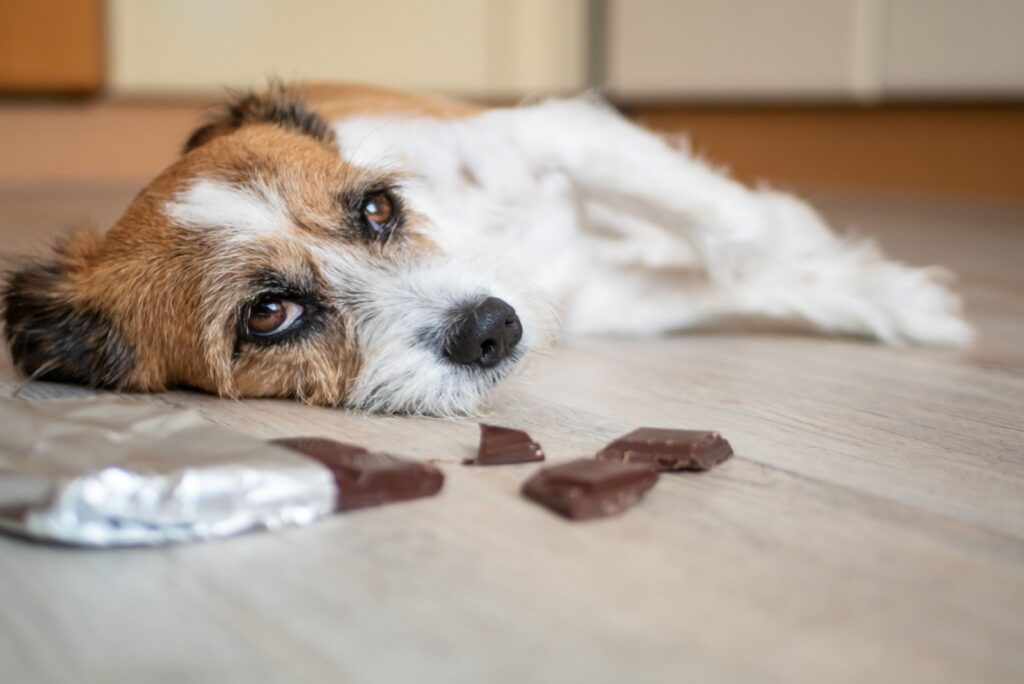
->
(361, 192), (394, 235)
(248, 298), (304, 336)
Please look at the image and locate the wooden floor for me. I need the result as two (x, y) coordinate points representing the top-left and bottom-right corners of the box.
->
(0, 182), (1022, 683)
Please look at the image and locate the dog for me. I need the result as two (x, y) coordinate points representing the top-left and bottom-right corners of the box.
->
(2, 83), (972, 415)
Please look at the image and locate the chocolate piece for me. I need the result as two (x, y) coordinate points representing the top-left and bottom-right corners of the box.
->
(596, 428), (733, 471)
(271, 437), (443, 510)
(521, 459), (659, 520)
(466, 424), (545, 465)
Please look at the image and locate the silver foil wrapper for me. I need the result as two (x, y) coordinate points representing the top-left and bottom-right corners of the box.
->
(0, 398), (337, 546)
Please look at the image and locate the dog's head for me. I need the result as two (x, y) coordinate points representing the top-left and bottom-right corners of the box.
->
(3, 86), (551, 415)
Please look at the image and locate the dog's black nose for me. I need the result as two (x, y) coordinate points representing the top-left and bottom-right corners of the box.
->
(445, 297), (523, 368)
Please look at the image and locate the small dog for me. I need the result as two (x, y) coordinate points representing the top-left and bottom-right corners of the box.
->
(2, 83), (972, 415)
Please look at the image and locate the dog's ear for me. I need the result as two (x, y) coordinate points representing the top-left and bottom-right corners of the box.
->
(183, 82), (336, 153)
(2, 231), (135, 388)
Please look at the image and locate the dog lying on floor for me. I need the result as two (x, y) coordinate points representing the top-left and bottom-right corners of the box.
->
(2, 83), (972, 415)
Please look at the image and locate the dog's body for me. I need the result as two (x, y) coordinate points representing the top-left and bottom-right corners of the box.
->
(2, 83), (972, 415)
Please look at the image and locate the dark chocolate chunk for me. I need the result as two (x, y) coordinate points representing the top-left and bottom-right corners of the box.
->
(271, 437), (443, 510)
(466, 424), (545, 465)
(521, 459), (658, 520)
(596, 428), (733, 471)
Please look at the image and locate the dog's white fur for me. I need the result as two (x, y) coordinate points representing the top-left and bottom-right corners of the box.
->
(334, 95), (971, 341)
(166, 178), (293, 241)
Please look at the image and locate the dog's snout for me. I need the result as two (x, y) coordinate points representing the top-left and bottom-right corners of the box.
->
(445, 297), (523, 368)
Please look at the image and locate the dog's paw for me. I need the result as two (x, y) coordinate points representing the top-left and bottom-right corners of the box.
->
(864, 263), (975, 347)
(741, 239), (975, 347)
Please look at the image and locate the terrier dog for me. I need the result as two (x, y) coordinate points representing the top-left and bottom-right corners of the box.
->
(2, 83), (972, 415)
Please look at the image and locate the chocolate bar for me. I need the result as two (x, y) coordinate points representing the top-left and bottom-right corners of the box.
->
(596, 428), (733, 471)
(466, 424), (545, 465)
(272, 437), (443, 510)
(521, 459), (659, 520)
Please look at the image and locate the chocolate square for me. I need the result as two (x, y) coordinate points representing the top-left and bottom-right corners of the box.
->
(521, 459), (659, 520)
(466, 424), (545, 465)
(596, 428), (733, 471)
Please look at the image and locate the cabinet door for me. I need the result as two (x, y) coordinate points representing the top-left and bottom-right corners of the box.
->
(604, 0), (859, 100)
(882, 0), (1024, 97)
(0, 0), (103, 93)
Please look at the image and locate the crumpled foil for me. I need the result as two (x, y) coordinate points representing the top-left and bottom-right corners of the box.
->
(0, 397), (337, 547)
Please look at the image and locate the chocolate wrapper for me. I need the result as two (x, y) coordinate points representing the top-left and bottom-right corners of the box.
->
(0, 398), (337, 547)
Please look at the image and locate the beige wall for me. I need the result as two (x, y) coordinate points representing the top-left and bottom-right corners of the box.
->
(107, 0), (587, 98)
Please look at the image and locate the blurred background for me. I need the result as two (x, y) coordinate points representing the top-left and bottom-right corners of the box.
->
(0, 0), (1022, 198)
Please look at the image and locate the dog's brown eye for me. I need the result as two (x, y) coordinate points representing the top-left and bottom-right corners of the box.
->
(362, 192), (394, 233)
(248, 298), (304, 336)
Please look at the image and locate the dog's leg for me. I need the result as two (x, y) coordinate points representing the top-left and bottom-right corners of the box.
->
(493, 98), (973, 346)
